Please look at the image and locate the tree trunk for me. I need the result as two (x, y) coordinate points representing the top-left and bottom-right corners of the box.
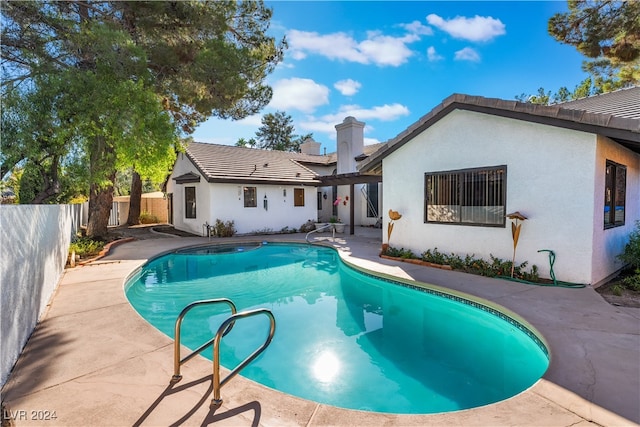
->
(32, 155), (61, 204)
(127, 170), (142, 225)
(86, 136), (116, 240)
(86, 177), (115, 239)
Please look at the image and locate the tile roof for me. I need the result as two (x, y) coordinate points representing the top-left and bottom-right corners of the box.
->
(294, 142), (387, 166)
(359, 90), (640, 173)
(184, 141), (389, 185)
(185, 142), (320, 184)
(557, 86), (640, 119)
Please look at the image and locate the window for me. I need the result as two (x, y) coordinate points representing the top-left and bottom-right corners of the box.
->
(317, 191), (323, 210)
(244, 186), (257, 207)
(366, 183), (379, 217)
(425, 165), (506, 226)
(185, 187), (196, 218)
(294, 188), (305, 207)
(604, 160), (626, 228)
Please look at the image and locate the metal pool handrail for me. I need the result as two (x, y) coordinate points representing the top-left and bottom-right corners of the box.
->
(172, 298), (237, 382)
(305, 223), (335, 243)
(211, 308), (276, 407)
(171, 298), (276, 408)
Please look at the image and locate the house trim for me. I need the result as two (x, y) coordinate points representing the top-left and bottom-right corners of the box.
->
(172, 172), (201, 184)
(359, 92), (640, 174)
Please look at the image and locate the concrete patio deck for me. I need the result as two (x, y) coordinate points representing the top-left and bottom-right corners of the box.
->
(2, 228), (639, 426)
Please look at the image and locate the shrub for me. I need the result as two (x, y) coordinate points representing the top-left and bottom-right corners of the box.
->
(618, 221), (640, 292)
(612, 284), (624, 296)
(69, 236), (105, 257)
(618, 221), (640, 268)
(214, 219), (235, 237)
(421, 248), (539, 281)
(622, 271), (640, 291)
(252, 227), (274, 234)
(385, 246), (416, 259)
(299, 220), (315, 233)
(139, 211), (160, 224)
(279, 226), (297, 233)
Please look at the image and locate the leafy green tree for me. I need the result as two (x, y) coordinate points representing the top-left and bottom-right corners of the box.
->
(254, 111), (312, 152)
(515, 77), (601, 105)
(236, 137), (258, 148)
(115, 168), (161, 197)
(2, 1), (284, 238)
(1, 75), (82, 204)
(515, 87), (552, 105)
(548, 0), (640, 88)
(255, 111), (297, 151)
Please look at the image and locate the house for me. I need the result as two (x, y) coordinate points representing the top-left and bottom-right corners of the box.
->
(166, 117), (383, 236)
(358, 87), (640, 286)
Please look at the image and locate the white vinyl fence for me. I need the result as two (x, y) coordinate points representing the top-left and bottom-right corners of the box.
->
(80, 201), (119, 226)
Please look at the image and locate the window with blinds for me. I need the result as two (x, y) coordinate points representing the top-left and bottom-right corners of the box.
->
(425, 165), (506, 226)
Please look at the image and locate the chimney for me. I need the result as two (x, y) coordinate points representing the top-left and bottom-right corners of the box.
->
(299, 137), (321, 155)
(335, 116), (365, 174)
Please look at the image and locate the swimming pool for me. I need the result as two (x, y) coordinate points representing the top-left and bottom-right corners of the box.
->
(125, 242), (549, 414)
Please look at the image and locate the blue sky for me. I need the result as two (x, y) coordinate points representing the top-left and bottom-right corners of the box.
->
(192, 1), (589, 154)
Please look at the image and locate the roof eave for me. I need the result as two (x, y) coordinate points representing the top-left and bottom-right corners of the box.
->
(205, 176), (322, 186)
(359, 96), (640, 172)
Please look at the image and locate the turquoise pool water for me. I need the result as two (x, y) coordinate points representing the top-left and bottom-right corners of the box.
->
(125, 243), (549, 414)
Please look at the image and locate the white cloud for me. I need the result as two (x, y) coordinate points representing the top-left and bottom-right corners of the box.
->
(287, 29), (368, 63)
(277, 61), (296, 70)
(236, 114), (263, 127)
(334, 79), (362, 96)
(400, 20), (433, 36)
(269, 78), (330, 113)
(298, 103), (409, 141)
(364, 137), (382, 146)
(427, 46), (444, 62)
(426, 14), (506, 42)
(454, 47), (481, 62)
(298, 119), (337, 135)
(359, 31), (416, 66)
(287, 28), (420, 67)
(323, 103), (410, 123)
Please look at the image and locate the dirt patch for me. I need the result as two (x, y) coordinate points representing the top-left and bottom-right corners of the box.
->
(104, 224), (199, 240)
(595, 270), (640, 308)
(151, 225), (200, 237)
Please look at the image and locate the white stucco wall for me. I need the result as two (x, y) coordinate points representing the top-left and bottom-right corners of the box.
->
(0, 205), (77, 388)
(383, 109), (602, 284)
(592, 136), (640, 285)
(166, 152), (210, 235)
(207, 183), (317, 234)
(301, 164), (334, 221)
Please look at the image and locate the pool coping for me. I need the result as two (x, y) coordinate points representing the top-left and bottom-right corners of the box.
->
(1, 233), (638, 426)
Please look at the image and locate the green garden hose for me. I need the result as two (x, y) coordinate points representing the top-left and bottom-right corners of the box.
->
(499, 249), (585, 288)
(535, 249), (585, 288)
